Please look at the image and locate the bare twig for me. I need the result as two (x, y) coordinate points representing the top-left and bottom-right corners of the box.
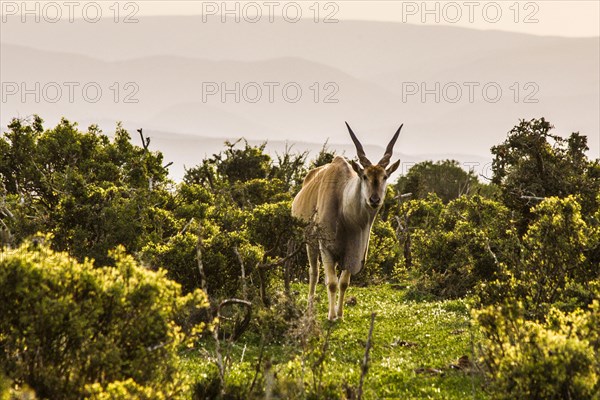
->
(264, 358), (274, 400)
(283, 239), (296, 298)
(196, 224), (208, 296)
(485, 239), (499, 268)
(212, 324), (225, 396)
(195, 223), (225, 394)
(469, 321), (477, 400)
(257, 244), (305, 271)
(217, 298), (252, 341)
(240, 344), (247, 363)
(520, 195), (545, 201)
(479, 173), (493, 182)
(179, 217), (194, 236)
(395, 192), (413, 268)
(358, 313), (376, 400)
(233, 246), (248, 301)
(312, 324), (333, 395)
(248, 336), (266, 397)
(255, 242), (305, 306)
(137, 128), (150, 151)
(394, 192), (413, 200)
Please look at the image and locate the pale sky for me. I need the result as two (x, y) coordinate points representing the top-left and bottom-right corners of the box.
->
(1, 1), (598, 37)
(131, 1), (598, 37)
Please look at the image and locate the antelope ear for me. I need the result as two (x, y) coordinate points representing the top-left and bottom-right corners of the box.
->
(386, 159), (400, 175)
(350, 159), (363, 175)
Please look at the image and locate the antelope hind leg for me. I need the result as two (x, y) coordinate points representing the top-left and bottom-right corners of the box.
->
(307, 244), (319, 310)
(336, 270), (351, 319)
(321, 249), (338, 320)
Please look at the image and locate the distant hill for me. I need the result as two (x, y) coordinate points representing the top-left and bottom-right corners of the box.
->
(103, 127), (493, 182)
(1, 16), (598, 164)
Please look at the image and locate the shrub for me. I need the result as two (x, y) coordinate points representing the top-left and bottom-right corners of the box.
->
(230, 178), (290, 208)
(394, 160), (483, 203)
(491, 118), (600, 233)
(476, 301), (599, 399)
(0, 240), (209, 399)
(86, 379), (166, 400)
(142, 231), (201, 294)
(0, 117), (174, 266)
(479, 196), (599, 318)
(0, 374), (8, 400)
(410, 195), (519, 298)
(521, 196), (596, 317)
(142, 222), (264, 299)
(246, 200), (306, 284)
(173, 182), (213, 223)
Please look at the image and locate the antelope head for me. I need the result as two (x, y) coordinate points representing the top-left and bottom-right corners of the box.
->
(346, 122), (402, 209)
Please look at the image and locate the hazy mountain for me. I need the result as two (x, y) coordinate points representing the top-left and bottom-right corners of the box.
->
(1, 16), (598, 173)
(2, 16), (595, 78)
(98, 125), (492, 182)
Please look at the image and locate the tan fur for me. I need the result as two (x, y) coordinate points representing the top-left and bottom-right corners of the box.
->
(292, 157), (381, 319)
(293, 124), (402, 320)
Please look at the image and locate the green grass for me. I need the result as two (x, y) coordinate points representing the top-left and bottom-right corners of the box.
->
(181, 284), (488, 399)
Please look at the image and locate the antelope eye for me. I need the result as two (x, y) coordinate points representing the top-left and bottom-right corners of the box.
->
(362, 174), (367, 180)
(384, 174), (389, 180)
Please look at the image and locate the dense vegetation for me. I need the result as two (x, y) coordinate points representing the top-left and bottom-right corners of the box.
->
(1, 116), (599, 399)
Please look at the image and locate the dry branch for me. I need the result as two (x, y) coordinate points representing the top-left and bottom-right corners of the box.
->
(233, 246), (248, 300)
(358, 312), (376, 400)
(217, 298), (252, 341)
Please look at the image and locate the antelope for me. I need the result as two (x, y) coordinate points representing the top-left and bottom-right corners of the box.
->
(292, 123), (402, 320)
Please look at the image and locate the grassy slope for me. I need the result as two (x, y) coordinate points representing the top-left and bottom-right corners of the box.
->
(182, 284), (488, 399)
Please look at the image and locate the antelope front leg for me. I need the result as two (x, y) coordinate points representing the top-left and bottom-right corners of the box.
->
(321, 249), (338, 321)
(336, 270), (351, 319)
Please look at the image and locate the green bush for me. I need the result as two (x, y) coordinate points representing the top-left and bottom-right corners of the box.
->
(0, 240), (209, 399)
(0, 117), (174, 265)
(410, 195), (519, 298)
(394, 160), (484, 203)
(491, 118), (600, 234)
(246, 201), (301, 257)
(0, 374), (8, 400)
(246, 200), (306, 284)
(86, 378), (166, 400)
(479, 196), (599, 318)
(173, 182), (213, 223)
(230, 178), (290, 208)
(521, 196), (597, 316)
(142, 231), (201, 294)
(476, 301), (599, 399)
(142, 223), (264, 299)
(201, 230), (263, 299)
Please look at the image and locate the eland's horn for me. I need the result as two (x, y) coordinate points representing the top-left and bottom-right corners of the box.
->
(378, 124), (403, 167)
(345, 122), (372, 167)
